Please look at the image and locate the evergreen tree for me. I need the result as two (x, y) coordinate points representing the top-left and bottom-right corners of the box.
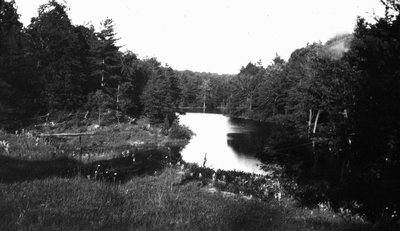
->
(228, 62), (264, 118)
(177, 71), (203, 108)
(27, 0), (87, 111)
(255, 55), (288, 120)
(119, 51), (149, 116)
(89, 18), (121, 91)
(141, 59), (181, 123)
(87, 18), (122, 123)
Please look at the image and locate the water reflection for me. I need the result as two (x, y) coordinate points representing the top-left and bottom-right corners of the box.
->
(179, 113), (267, 174)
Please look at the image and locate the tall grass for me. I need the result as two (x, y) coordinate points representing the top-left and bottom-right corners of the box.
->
(0, 167), (382, 231)
(0, 129), (56, 160)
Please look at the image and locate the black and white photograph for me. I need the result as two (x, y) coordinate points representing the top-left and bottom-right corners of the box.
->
(1, 0), (399, 230)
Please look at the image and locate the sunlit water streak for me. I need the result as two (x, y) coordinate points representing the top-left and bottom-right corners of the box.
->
(179, 113), (265, 175)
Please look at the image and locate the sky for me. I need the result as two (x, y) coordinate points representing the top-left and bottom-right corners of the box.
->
(14, 0), (386, 74)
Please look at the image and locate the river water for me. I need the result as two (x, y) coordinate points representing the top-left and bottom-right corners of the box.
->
(179, 112), (273, 174)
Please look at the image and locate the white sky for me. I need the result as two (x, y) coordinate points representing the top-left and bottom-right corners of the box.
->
(14, 0), (385, 74)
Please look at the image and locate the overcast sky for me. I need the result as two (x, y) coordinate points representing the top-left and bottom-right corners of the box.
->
(14, 0), (385, 74)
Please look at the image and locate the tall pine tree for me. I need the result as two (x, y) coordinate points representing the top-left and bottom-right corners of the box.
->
(27, 0), (87, 111)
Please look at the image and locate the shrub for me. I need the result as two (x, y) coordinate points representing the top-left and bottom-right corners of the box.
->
(168, 120), (193, 140)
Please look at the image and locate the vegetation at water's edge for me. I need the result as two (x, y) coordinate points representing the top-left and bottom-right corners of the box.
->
(1, 165), (390, 231)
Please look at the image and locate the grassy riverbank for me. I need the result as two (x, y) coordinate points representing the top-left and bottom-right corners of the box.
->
(0, 117), (190, 162)
(0, 167), (376, 231)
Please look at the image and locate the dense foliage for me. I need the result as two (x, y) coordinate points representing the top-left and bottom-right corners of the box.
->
(176, 70), (232, 111)
(0, 0), (181, 129)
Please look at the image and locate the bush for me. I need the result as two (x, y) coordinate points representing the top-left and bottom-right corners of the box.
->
(168, 120), (193, 139)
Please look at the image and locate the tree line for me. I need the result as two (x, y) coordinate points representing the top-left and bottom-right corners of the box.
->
(176, 70), (232, 111)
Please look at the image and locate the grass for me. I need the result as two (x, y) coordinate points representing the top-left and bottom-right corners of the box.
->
(0, 117), (188, 163)
(0, 167), (376, 231)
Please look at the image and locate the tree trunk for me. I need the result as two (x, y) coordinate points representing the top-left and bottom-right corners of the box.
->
(308, 109), (313, 136)
(203, 94), (206, 113)
(98, 107), (101, 126)
(116, 84), (120, 104)
(273, 96), (278, 116)
(117, 84), (120, 124)
(246, 95), (253, 118)
(313, 109), (321, 134)
(101, 59), (105, 87)
(249, 97), (252, 113)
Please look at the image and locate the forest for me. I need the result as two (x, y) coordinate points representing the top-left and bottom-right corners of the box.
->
(1, 0), (400, 224)
(0, 0), (184, 129)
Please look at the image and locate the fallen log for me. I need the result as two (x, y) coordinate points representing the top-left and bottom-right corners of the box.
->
(38, 132), (95, 137)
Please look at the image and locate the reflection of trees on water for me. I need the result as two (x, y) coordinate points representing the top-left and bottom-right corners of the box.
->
(226, 120), (295, 156)
(261, 129), (400, 222)
(227, 133), (264, 155)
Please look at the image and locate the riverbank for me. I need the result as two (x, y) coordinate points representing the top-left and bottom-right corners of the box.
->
(0, 166), (379, 231)
(0, 117), (190, 182)
(0, 117), (191, 162)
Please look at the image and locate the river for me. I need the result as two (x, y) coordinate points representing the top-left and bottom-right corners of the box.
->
(179, 112), (275, 175)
